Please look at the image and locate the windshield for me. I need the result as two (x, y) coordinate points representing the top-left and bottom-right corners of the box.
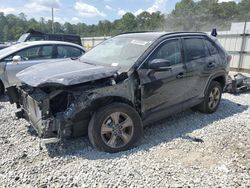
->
(17, 33), (29, 43)
(80, 36), (153, 68)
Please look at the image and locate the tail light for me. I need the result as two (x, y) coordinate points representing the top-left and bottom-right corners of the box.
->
(227, 55), (232, 64)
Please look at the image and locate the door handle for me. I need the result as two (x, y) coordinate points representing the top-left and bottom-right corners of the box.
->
(176, 72), (184, 79)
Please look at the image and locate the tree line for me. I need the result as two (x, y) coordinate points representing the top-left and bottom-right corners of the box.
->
(0, 0), (249, 42)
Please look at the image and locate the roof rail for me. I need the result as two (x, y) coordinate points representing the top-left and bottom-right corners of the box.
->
(115, 31), (154, 36)
(163, 31), (206, 35)
(113, 31), (207, 40)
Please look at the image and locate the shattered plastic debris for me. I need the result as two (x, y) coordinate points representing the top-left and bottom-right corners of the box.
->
(225, 73), (250, 94)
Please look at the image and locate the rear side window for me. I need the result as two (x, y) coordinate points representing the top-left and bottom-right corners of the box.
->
(184, 38), (207, 61)
(57, 45), (83, 58)
(39, 46), (53, 59)
(27, 36), (45, 42)
(48, 35), (63, 41)
(204, 40), (219, 55)
(64, 36), (81, 45)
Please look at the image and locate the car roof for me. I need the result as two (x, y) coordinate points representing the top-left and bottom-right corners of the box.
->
(0, 41), (85, 59)
(116, 31), (207, 40)
(22, 41), (84, 48)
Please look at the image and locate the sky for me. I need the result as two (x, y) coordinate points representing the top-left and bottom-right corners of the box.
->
(0, 0), (240, 25)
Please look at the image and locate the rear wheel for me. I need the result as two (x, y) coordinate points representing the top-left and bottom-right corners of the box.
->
(88, 103), (143, 153)
(196, 81), (222, 114)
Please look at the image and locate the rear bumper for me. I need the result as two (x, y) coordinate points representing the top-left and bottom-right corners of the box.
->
(7, 86), (70, 140)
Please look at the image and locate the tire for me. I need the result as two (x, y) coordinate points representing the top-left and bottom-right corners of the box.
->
(88, 103), (143, 153)
(196, 81), (222, 114)
(0, 81), (4, 96)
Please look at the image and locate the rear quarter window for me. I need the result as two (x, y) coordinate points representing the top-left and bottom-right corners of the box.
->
(184, 38), (208, 62)
(204, 39), (219, 55)
(57, 45), (83, 58)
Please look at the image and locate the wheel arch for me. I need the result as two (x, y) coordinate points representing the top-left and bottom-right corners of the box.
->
(73, 95), (136, 123)
(204, 72), (227, 96)
(213, 75), (226, 89)
(71, 95), (136, 137)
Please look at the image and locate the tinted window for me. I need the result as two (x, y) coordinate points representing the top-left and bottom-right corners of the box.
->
(184, 38), (207, 61)
(150, 39), (181, 66)
(4, 45), (53, 61)
(204, 39), (218, 55)
(39, 46), (53, 59)
(11, 46), (41, 61)
(48, 35), (63, 41)
(57, 46), (83, 58)
(64, 36), (81, 45)
(27, 36), (45, 42)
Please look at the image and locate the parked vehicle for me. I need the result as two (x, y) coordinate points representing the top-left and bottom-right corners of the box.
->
(7, 32), (231, 153)
(0, 41), (85, 94)
(0, 44), (9, 50)
(17, 29), (82, 46)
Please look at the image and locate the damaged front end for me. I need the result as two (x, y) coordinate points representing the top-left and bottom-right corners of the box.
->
(7, 72), (137, 143)
(7, 85), (72, 142)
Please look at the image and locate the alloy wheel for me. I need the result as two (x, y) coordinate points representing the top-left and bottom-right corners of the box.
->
(101, 112), (134, 149)
(208, 87), (221, 110)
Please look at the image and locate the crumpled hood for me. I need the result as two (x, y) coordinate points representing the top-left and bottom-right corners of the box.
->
(17, 59), (119, 87)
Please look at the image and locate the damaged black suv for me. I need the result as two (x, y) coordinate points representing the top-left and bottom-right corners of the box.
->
(7, 32), (230, 153)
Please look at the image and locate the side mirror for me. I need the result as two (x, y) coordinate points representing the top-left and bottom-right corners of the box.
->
(12, 55), (21, 64)
(148, 59), (172, 70)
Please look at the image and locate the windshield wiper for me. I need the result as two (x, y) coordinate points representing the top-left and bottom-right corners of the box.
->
(126, 55), (138, 60)
(80, 59), (96, 66)
(70, 57), (80, 60)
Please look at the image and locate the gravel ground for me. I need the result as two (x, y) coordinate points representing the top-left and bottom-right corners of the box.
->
(0, 93), (250, 188)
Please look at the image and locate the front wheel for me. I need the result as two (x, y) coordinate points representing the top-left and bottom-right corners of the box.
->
(196, 81), (222, 114)
(88, 103), (143, 153)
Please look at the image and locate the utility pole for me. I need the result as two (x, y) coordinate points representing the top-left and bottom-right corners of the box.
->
(52, 8), (54, 34)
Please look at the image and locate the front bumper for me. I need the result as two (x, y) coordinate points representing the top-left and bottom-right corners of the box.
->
(7, 86), (69, 140)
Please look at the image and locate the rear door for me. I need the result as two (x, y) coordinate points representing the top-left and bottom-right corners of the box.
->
(182, 37), (213, 99)
(5, 45), (55, 86)
(204, 38), (225, 66)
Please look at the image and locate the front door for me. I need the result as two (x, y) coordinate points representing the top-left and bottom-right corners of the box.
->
(137, 38), (188, 115)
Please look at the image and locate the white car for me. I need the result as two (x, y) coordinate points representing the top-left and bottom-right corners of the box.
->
(0, 41), (85, 95)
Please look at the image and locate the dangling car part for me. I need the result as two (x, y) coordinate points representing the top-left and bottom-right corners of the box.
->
(225, 73), (250, 94)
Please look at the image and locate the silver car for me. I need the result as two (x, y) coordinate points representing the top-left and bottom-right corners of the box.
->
(0, 41), (85, 94)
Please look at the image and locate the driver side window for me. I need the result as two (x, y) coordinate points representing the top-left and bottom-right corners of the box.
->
(149, 39), (181, 66)
(3, 45), (53, 62)
(3, 46), (40, 62)
(16, 46), (41, 60)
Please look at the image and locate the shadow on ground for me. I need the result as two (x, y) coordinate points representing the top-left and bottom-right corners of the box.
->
(42, 97), (248, 159)
(0, 94), (9, 102)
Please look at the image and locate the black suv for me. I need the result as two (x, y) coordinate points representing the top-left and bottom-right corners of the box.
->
(17, 29), (82, 46)
(7, 32), (230, 153)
